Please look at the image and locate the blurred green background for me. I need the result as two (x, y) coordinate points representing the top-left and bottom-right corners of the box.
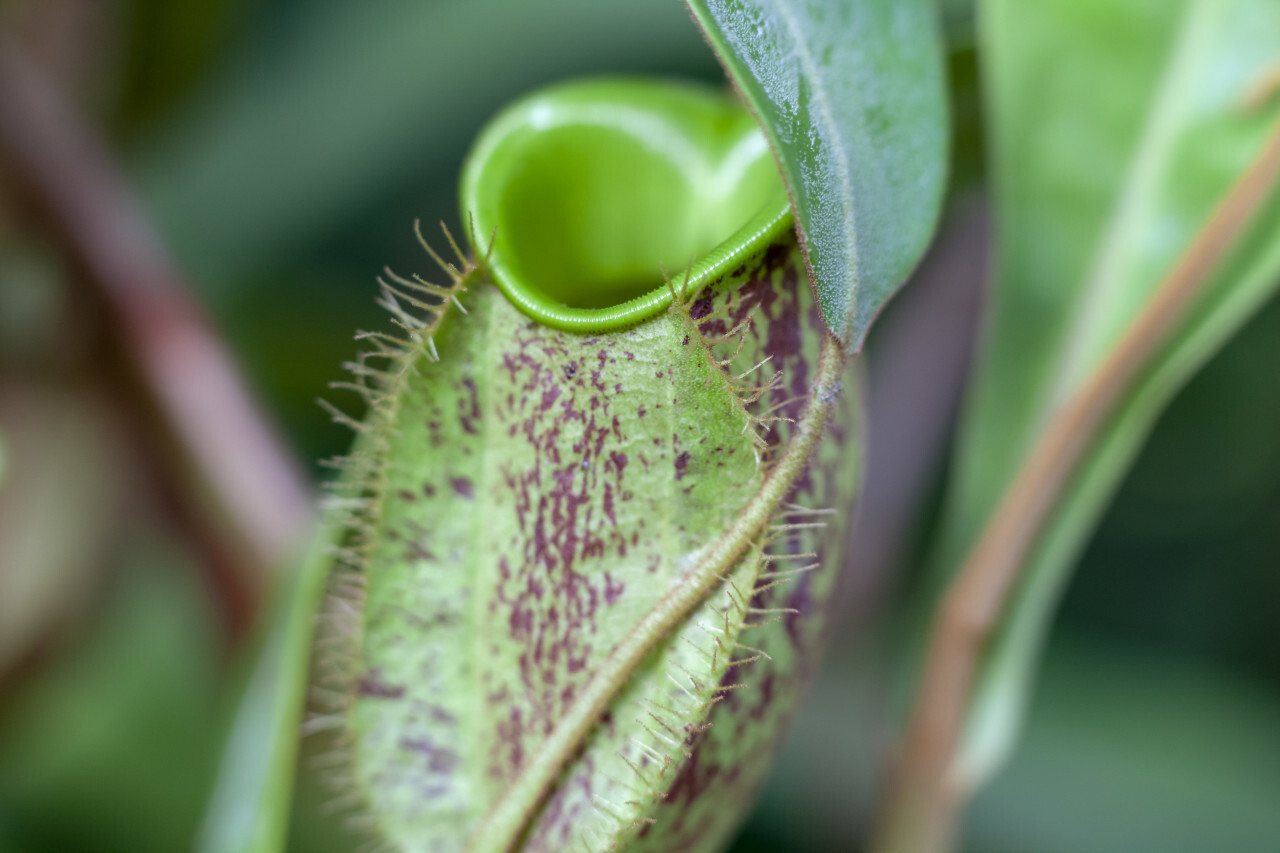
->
(0, 1), (1277, 851)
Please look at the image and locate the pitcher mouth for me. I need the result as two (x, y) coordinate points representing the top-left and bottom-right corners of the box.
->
(461, 77), (792, 333)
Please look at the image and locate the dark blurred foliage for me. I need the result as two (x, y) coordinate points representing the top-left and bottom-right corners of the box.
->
(0, 2), (1277, 852)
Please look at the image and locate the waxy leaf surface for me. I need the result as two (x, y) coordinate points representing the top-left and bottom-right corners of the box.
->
(685, 0), (949, 351)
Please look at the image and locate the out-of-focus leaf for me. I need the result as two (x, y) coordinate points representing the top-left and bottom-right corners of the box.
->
(684, 0), (948, 351)
(196, 525), (337, 853)
(932, 0), (1280, 787)
(0, 545), (221, 853)
(132, 0), (722, 301)
(0, 387), (126, 678)
(969, 636), (1280, 853)
(115, 0), (255, 136)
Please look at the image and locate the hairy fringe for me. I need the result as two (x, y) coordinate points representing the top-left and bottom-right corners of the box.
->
(665, 263), (788, 456)
(306, 219), (486, 839)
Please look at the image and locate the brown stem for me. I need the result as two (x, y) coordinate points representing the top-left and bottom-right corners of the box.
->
(872, 117), (1280, 853)
(0, 35), (313, 639)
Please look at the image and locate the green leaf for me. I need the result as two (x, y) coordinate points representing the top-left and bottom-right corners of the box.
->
(936, 0), (1280, 788)
(970, 639), (1280, 851)
(318, 79), (860, 852)
(196, 529), (336, 853)
(0, 549), (222, 853)
(684, 0), (949, 352)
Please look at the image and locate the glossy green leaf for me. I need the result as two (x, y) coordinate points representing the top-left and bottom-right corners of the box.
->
(316, 79), (860, 852)
(934, 0), (1280, 788)
(684, 0), (949, 352)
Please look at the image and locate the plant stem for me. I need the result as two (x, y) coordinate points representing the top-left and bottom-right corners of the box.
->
(872, 116), (1280, 853)
(467, 332), (846, 853)
(0, 37), (312, 638)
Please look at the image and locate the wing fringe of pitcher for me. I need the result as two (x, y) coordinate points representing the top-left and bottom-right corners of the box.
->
(306, 219), (486, 843)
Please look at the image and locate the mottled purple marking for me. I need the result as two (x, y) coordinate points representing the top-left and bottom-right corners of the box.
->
(358, 672), (405, 699)
(608, 450), (628, 481)
(690, 294), (715, 320)
(603, 571), (625, 605)
(401, 737), (460, 774)
(429, 705), (458, 724)
(458, 377), (480, 435)
(540, 385), (562, 412)
(674, 451), (691, 481)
